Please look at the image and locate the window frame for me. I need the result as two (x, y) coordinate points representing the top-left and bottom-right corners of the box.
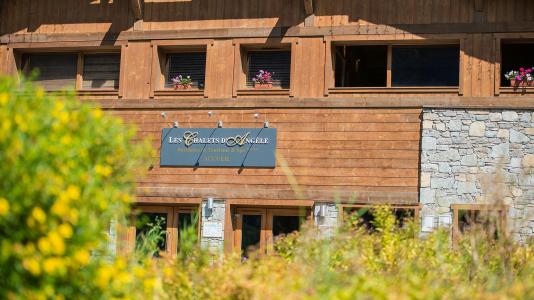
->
(496, 38), (534, 95)
(126, 205), (200, 257)
(451, 204), (508, 241)
(232, 37), (297, 97)
(150, 39), (212, 98)
(326, 38), (462, 95)
(20, 50), (121, 94)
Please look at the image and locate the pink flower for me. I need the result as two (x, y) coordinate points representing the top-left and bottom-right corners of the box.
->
(516, 75), (522, 81)
(520, 67), (525, 72)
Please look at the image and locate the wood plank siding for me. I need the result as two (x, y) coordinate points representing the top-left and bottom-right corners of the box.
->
(114, 108), (421, 203)
(2, 0), (534, 207)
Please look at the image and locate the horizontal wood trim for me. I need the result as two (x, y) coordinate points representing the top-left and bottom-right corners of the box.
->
(136, 186), (419, 204)
(6, 23), (534, 45)
(89, 97), (534, 109)
(236, 89), (290, 96)
(153, 89), (205, 97)
(329, 87), (459, 94)
(499, 87), (534, 94)
(76, 90), (119, 96)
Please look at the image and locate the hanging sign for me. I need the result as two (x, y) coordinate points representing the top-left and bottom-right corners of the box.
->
(160, 128), (277, 168)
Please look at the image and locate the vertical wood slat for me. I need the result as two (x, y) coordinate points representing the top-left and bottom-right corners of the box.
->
(323, 37), (333, 96)
(386, 45), (392, 87)
(231, 42), (240, 97)
(76, 53), (83, 90)
(494, 37), (501, 96)
(459, 38), (465, 95)
(289, 40), (298, 97)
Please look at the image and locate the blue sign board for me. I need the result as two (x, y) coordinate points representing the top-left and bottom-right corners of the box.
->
(160, 128), (277, 168)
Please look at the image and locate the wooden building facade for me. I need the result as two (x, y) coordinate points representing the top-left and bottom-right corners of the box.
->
(2, 0), (534, 253)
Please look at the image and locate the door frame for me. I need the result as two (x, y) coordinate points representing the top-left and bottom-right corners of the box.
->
(233, 207), (310, 254)
(127, 205), (199, 257)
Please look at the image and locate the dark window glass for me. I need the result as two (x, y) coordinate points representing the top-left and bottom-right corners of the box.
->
(177, 212), (197, 251)
(23, 53), (77, 91)
(247, 51), (291, 88)
(135, 213), (167, 256)
(334, 45), (387, 87)
(501, 43), (534, 87)
(82, 54), (120, 89)
(392, 45), (459, 86)
(458, 209), (503, 239)
(241, 215), (262, 257)
(165, 52), (206, 89)
(272, 215), (301, 237)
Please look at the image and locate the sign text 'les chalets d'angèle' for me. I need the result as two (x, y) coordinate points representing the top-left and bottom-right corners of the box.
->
(160, 128), (277, 168)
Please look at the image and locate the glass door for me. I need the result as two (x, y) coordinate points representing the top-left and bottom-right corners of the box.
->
(234, 208), (309, 257)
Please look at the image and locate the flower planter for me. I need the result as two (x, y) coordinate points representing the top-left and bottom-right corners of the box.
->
(254, 83), (273, 89)
(174, 84), (192, 90)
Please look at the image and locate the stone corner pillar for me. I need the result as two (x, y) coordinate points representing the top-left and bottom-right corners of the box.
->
(200, 198), (226, 254)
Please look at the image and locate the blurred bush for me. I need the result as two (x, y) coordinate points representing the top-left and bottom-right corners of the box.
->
(0, 76), (148, 299)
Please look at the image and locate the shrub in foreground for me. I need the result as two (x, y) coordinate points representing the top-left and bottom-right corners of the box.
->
(0, 77), (147, 299)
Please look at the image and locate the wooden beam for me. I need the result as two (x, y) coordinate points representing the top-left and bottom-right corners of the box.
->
(304, 0), (313, 15)
(131, 0), (143, 20)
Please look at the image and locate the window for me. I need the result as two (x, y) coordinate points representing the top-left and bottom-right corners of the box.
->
(22, 52), (121, 91)
(333, 44), (459, 88)
(334, 45), (387, 87)
(246, 50), (291, 88)
(165, 52), (206, 89)
(129, 206), (198, 257)
(500, 42), (534, 87)
(82, 54), (120, 89)
(22, 53), (77, 91)
(392, 45), (459, 87)
(452, 204), (507, 239)
(343, 206), (418, 232)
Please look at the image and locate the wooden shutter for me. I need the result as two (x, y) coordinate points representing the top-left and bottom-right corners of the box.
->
(165, 52), (206, 89)
(247, 51), (291, 88)
(24, 53), (77, 91)
(82, 54), (120, 89)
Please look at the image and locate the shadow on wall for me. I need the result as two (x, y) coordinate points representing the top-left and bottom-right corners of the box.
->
(2, 0), (534, 35)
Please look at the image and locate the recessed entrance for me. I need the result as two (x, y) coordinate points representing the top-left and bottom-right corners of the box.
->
(233, 208), (309, 257)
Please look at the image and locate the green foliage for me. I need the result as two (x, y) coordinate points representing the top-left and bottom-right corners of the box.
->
(154, 206), (534, 300)
(0, 76), (148, 299)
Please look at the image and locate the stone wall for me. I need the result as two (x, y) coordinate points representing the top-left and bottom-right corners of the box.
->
(314, 203), (339, 237)
(420, 108), (534, 241)
(200, 199), (226, 253)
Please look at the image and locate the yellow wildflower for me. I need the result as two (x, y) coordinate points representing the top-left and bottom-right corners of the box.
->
(43, 257), (65, 275)
(73, 249), (90, 266)
(60, 135), (72, 146)
(92, 109), (103, 119)
(22, 258), (41, 276)
(65, 185), (80, 200)
(31, 207), (46, 224)
(96, 265), (113, 289)
(143, 278), (156, 292)
(48, 232), (65, 255)
(0, 197), (9, 216)
(35, 87), (45, 99)
(58, 223), (73, 239)
(37, 237), (52, 254)
(95, 164), (112, 177)
(0, 92), (8, 105)
(51, 199), (69, 216)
